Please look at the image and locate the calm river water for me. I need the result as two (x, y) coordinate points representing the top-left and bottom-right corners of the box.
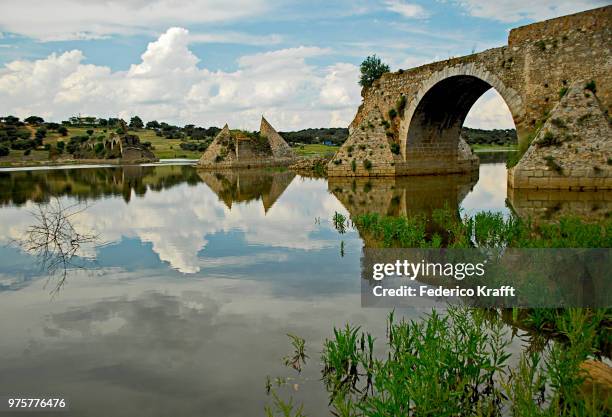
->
(0, 154), (549, 416)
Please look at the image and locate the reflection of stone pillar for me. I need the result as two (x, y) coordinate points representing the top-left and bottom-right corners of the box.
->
(262, 170), (296, 213)
(508, 188), (612, 222)
(330, 173), (477, 247)
(329, 173), (478, 218)
(198, 169), (295, 212)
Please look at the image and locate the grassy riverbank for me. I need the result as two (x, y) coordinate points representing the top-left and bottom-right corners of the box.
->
(0, 127), (342, 167)
(293, 143), (338, 157)
(471, 143), (518, 152)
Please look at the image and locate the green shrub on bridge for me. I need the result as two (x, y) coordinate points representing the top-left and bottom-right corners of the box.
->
(359, 55), (390, 88)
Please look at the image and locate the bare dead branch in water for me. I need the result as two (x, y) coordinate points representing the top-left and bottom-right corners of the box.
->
(11, 197), (99, 295)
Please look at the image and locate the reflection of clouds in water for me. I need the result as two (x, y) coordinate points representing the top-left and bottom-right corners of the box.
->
(461, 163), (509, 215)
(96, 177), (348, 273)
(0, 273), (395, 417)
(0, 164), (503, 275)
(224, 177), (347, 252)
(198, 252), (290, 270)
(0, 176), (348, 274)
(0, 272), (19, 287)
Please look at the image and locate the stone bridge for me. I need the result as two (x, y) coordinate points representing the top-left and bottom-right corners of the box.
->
(328, 6), (611, 190)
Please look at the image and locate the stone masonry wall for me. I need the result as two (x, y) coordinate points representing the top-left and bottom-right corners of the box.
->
(260, 116), (295, 159)
(327, 107), (399, 177)
(508, 82), (612, 190)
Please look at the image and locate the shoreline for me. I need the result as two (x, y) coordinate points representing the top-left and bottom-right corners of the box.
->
(0, 147), (516, 170)
(0, 158), (198, 171)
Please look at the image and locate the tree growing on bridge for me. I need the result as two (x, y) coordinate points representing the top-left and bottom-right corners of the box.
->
(359, 55), (390, 88)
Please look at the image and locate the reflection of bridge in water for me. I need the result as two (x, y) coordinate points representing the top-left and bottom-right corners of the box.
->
(507, 188), (612, 222)
(198, 169), (296, 213)
(329, 172), (478, 219)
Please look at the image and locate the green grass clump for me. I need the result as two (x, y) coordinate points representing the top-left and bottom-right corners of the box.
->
(559, 86), (568, 98)
(544, 155), (563, 174)
(322, 307), (608, 416)
(550, 118), (566, 129)
(506, 150), (522, 168)
(396, 95), (407, 114)
(584, 80), (597, 94)
(537, 131), (562, 147)
(352, 210), (611, 249)
(534, 40), (546, 51)
(390, 142), (400, 155)
(353, 212), (432, 247)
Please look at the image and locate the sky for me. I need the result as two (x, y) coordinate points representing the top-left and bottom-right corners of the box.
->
(0, 0), (606, 130)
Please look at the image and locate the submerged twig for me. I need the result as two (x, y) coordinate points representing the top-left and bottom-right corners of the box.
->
(11, 197), (99, 295)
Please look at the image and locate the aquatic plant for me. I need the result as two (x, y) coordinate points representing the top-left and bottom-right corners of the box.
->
(352, 210), (611, 249)
(264, 390), (305, 417)
(320, 307), (609, 416)
(333, 211), (348, 234)
(261, 210), (612, 415)
(283, 334), (308, 373)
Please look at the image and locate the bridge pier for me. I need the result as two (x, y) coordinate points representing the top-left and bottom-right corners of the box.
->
(508, 82), (611, 190)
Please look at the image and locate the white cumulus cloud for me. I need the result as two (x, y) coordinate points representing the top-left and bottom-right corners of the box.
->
(463, 89), (515, 129)
(0, 28), (361, 130)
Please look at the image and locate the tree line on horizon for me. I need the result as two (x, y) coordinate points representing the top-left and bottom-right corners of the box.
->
(1, 109), (517, 158)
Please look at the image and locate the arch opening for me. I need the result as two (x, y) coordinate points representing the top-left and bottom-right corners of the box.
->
(405, 75), (496, 159)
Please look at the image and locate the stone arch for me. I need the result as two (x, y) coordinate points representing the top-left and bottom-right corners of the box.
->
(398, 64), (525, 160)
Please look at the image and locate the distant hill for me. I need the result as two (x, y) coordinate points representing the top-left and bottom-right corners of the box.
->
(279, 126), (517, 147)
(461, 127), (517, 145)
(1, 114), (518, 160)
(279, 128), (348, 146)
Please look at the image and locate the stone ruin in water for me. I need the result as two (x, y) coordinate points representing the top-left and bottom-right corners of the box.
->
(197, 116), (296, 169)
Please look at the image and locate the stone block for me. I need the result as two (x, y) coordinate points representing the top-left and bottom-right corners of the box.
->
(528, 177), (550, 188)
